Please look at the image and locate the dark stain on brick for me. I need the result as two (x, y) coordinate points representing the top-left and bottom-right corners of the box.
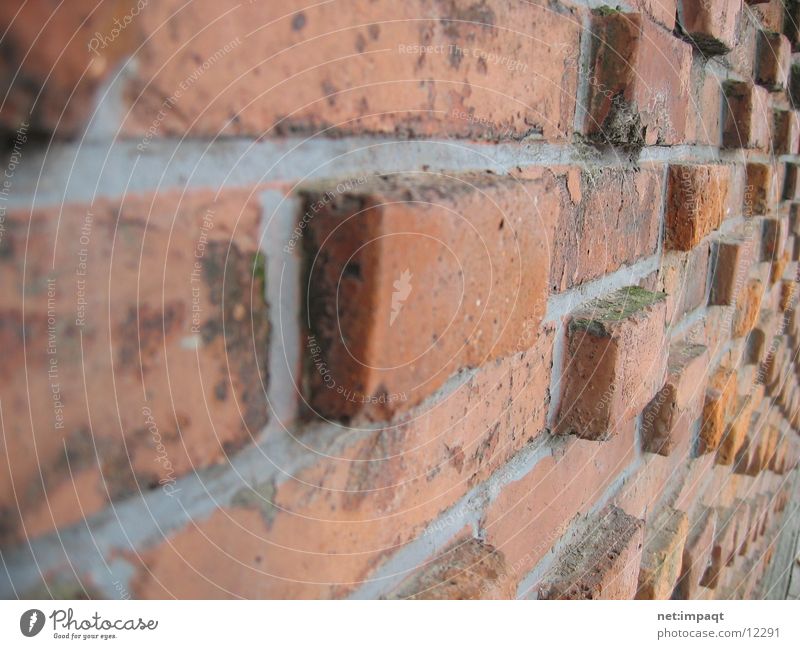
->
(200, 241), (270, 438)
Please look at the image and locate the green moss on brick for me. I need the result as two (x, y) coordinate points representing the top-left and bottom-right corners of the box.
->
(570, 286), (667, 337)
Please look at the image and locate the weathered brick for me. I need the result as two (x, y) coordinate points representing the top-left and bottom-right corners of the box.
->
(699, 367), (738, 454)
(642, 342), (709, 456)
(659, 242), (710, 324)
(556, 287), (668, 440)
(773, 109), (800, 154)
(538, 506), (644, 600)
(790, 63), (800, 106)
(685, 61), (723, 146)
(665, 165), (731, 251)
(583, 11), (691, 146)
(0, 190), (269, 542)
(722, 81), (772, 150)
(632, 0), (677, 29)
(783, 163), (800, 200)
(675, 508), (717, 599)
(755, 31), (791, 90)
(709, 237), (757, 306)
(123, 0), (581, 140)
(717, 396), (755, 465)
(677, 0), (741, 54)
(636, 507), (689, 599)
(551, 166), (663, 291)
(745, 163), (774, 216)
(301, 172), (557, 421)
(390, 539), (514, 599)
(761, 218), (787, 262)
(732, 278), (765, 337)
(785, 0), (800, 50)
(482, 420), (636, 580)
(699, 506), (738, 588)
(750, 0), (786, 33)
(0, 0), (140, 135)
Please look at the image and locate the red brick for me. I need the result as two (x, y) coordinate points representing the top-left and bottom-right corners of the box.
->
(0, 0), (140, 135)
(677, 0), (742, 54)
(732, 278), (765, 337)
(699, 367), (738, 454)
(636, 507), (689, 599)
(785, 0), (800, 50)
(685, 61), (723, 146)
(722, 81), (772, 150)
(699, 506), (738, 588)
(773, 109), (800, 154)
(780, 280), (797, 311)
(301, 172), (556, 421)
(632, 0), (677, 28)
(755, 32), (791, 90)
(665, 165), (731, 251)
(123, 0), (580, 141)
(132, 329), (554, 598)
(482, 420), (636, 579)
(551, 166), (663, 291)
(556, 287), (668, 440)
(745, 163), (775, 216)
(390, 538), (514, 599)
(750, 0), (786, 33)
(642, 342), (709, 456)
(716, 396), (754, 465)
(709, 237), (757, 306)
(583, 11), (691, 145)
(676, 508), (717, 599)
(791, 63), (800, 106)
(761, 218), (787, 262)
(659, 242), (710, 324)
(0, 190), (268, 542)
(537, 506), (644, 600)
(783, 163), (800, 200)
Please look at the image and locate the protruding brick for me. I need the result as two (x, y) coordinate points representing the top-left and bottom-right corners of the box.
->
(699, 367), (737, 454)
(636, 508), (689, 599)
(557, 287), (668, 440)
(745, 163), (774, 216)
(642, 342), (709, 456)
(709, 237), (756, 306)
(390, 539), (513, 600)
(676, 508), (717, 599)
(700, 506), (738, 588)
(732, 278), (764, 337)
(538, 506), (644, 600)
(551, 166), (663, 291)
(632, 0), (677, 29)
(665, 165), (731, 251)
(677, 0), (741, 54)
(584, 10), (691, 146)
(780, 281), (797, 311)
(755, 31), (791, 90)
(785, 0), (800, 50)
(761, 218), (787, 261)
(783, 163), (800, 200)
(301, 172), (557, 421)
(659, 243), (710, 324)
(716, 395), (754, 465)
(722, 81), (771, 150)
(773, 109), (800, 154)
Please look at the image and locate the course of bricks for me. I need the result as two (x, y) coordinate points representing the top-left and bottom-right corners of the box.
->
(1, 0), (800, 600)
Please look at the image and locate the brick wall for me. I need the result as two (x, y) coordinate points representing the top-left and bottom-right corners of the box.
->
(1, 0), (800, 600)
